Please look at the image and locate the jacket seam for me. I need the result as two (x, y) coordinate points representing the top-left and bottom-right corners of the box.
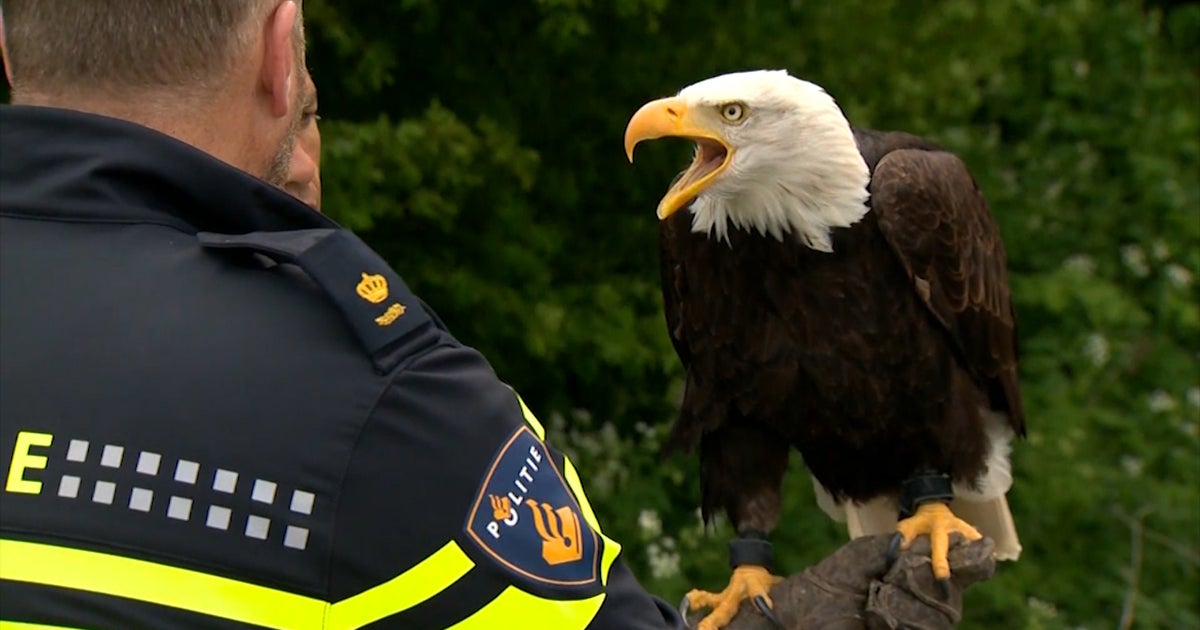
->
(0, 211), (197, 234)
(319, 333), (461, 604)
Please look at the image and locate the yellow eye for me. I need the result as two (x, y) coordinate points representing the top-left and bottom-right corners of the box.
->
(720, 102), (746, 122)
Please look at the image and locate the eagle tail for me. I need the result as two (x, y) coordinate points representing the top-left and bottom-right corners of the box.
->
(841, 494), (898, 539)
(948, 495), (1022, 561)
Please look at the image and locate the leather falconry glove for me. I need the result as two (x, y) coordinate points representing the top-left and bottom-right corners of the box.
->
(686, 534), (996, 630)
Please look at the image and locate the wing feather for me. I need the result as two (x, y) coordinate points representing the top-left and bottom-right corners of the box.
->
(871, 149), (1026, 436)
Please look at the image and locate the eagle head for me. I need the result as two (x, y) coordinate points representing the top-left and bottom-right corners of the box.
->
(624, 70), (870, 251)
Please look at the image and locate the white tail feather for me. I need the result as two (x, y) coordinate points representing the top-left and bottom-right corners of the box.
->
(950, 495), (1022, 561)
(836, 494), (1022, 561)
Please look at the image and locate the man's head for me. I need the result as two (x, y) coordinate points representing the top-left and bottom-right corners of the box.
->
(0, 0), (313, 187)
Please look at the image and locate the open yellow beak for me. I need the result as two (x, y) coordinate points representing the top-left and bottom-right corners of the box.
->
(624, 97), (734, 219)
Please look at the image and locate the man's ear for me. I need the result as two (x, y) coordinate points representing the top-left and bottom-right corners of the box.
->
(261, 1), (298, 119)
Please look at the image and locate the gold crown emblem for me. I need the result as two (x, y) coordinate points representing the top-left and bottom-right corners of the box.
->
(356, 273), (389, 304)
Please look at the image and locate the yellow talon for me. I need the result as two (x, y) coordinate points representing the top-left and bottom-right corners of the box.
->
(897, 502), (982, 579)
(687, 564), (783, 630)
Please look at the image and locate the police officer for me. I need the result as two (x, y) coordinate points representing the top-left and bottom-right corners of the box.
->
(0, 1), (684, 627)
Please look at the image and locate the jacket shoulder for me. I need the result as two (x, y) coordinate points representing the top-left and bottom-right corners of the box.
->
(198, 228), (439, 373)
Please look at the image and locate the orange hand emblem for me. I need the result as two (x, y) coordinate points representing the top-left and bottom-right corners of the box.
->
(527, 500), (584, 566)
(489, 494), (512, 521)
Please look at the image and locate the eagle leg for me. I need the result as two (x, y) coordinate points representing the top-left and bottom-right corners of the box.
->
(683, 531), (784, 630)
(892, 472), (982, 590)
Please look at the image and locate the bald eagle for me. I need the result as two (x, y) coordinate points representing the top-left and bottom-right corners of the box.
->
(624, 70), (1024, 629)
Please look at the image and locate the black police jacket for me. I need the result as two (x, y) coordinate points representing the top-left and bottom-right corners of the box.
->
(0, 104), (684, 630)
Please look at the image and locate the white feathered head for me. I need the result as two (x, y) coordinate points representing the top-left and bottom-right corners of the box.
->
(624, 70), (870, 251)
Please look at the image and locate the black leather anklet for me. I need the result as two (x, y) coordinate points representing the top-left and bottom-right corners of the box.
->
(899, 472), (954, 518)
(729, 530), (773, 570)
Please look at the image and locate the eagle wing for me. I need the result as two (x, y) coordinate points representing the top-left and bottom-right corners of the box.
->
(870, 149), (1025, 436)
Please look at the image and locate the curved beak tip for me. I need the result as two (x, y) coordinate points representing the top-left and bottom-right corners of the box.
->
(623, 97), (687, 166)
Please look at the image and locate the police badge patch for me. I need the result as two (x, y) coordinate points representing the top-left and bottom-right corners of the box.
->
(464, 426), (601, 592)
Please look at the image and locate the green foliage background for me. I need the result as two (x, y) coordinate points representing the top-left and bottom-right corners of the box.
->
(302, 1), (1198, 627)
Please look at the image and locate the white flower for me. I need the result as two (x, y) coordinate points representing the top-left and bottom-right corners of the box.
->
(1063, 254), (1096, 275)
(1121, 244), (1149, 277)
(647, 540), (681, 579)
(1147, 389), (1177, 413)
(1187, 387), (1200, 409)
(1082, 333), (1109, 367)
(1120, 455), (1144, 477)
(1027, 597), (1059, 618)
(1165, 264), (1193, 288)
(1151, 239), (1170, 261)
(638, 509), (662, 538)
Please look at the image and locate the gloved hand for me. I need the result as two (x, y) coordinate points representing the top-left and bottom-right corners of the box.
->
(689, 535), (996, 630)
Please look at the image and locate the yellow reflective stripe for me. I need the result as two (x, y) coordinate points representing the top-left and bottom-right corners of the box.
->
(562, 456), (601, 534)
(516, 392), (623, 587)
(514, 387), (620, 580)
(0, 622), (89, 630)
(1, 538), (476, 630)
(514, 393), (546, 439)
(447, 587), (606, 630)
(0, 539), (325, 630)
(563, 456), (622, 585)
(326, 540), (474, 630)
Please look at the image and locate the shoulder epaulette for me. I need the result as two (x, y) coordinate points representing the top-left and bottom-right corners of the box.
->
(198, 229), (432, 370)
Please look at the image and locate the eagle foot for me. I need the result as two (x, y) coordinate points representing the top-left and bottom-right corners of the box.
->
(683, 565), (784, 630)
(895, 502), (982, 583)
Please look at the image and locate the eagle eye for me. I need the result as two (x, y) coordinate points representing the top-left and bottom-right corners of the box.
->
(719, 102), (747, 123)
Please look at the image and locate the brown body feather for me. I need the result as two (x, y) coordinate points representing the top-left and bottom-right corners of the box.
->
(659, 130), (1024, 534)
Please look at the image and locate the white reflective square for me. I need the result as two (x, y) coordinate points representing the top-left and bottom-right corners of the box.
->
(92, 480), (116, 504)
(213, 469), (238, 494)
(283, 525), (309, 550)
(206, 505), (232, 530)
(100, 445), (124, 468)
(245, 515), (270, 540)
(66, 440), (89, 463)
(289, 490), (314, 515)
(251, 479), (277, 504)
(167, 496), (193, 521)
(129, 487), (153, 512)
(174, 460), (199, 484)
(58, 475), (81, 498)
(136, 452), (161, 475)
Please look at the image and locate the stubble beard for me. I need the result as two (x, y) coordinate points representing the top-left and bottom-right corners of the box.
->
(263, 93), (303, 187)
